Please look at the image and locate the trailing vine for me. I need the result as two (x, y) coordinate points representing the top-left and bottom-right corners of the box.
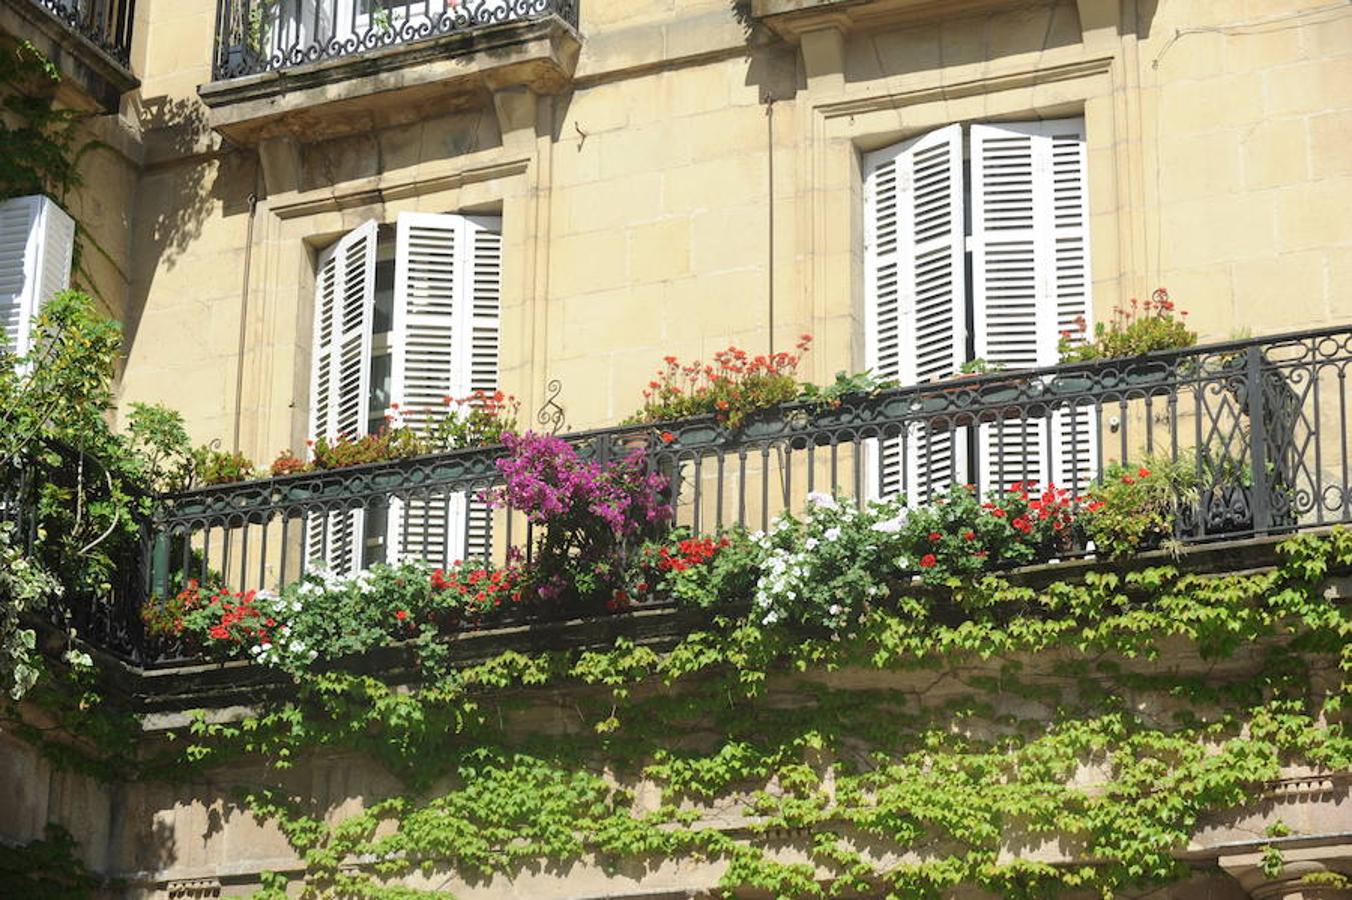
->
(0, 40), (122, 301)
(124, 531), (1350, 899)
(4, 532), (1349, 897)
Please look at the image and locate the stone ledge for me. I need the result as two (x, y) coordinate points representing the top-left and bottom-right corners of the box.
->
(0, 0), (139, 112)
(750, 0), (1036, 41)
(94, 530), (1348, 722)
(196, 16), (580, 146)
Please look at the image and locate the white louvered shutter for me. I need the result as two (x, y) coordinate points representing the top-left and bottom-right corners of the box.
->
(306, 220), (377, 576)
(864, 125), (967, 504)
(0, 195), (75, 358)
(388, 213), (502, 566)
(971, 119), (1095, 494)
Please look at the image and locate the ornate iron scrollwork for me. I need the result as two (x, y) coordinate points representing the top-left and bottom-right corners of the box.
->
(535, 378), (567, 435)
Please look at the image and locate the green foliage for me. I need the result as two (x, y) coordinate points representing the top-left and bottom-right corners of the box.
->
(29, 519), (1352, 899)
(644, 528), (761, 610)
(309, 428), (425, 470)
(0, 292), (151, 681)
(0, 42), (84, 203)
(1081, 457), (1199, 558)
(174, 529), (1351, 900)
(750, 493), (908, 634)
(416, 390), (519, 452)
(0, 525), (62, 699)
(124, 403), (195, 493)
(898, 482), (1074, 585)
(798, 369), (897, 409)
(191, 445), (256, 485)
(1060, 289), (1197, 362)
(0, 824), (101, 899)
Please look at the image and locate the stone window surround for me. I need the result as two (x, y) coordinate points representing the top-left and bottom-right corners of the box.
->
(234, 91), (550, 462)
(792, 31), (1129, 386)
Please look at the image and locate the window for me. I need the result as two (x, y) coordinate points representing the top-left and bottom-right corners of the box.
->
(863, 118), (1093, 502)
(0, 195), (75, 359)
(307, 212), (502, 574)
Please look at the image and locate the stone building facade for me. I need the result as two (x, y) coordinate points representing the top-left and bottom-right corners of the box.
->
(2, 0), (1352, 897)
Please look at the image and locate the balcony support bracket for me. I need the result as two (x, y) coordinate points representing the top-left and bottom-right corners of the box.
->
(799, 26), (848, 97)
(492, 86), (540, 154)
(258, 136), (303, 196)
(1075, 0), (1121, 52)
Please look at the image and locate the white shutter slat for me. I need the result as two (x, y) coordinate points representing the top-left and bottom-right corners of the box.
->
(462, 218), (502, 560)
(1048, 128), (1097, 494)
(0, 196), (74, 358)
(306, 220), (377, 576)
(388, 213), (503, 565)
(864, 124), (967, 504)
(972, 119), (1095, 494)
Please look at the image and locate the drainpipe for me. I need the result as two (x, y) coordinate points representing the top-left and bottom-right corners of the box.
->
(232, 183), (260, 453)
(765, 92), (776, 356)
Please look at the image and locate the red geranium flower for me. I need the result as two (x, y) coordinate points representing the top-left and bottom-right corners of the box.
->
(395, 609), (409, 621)
(919, 554), (937, 568)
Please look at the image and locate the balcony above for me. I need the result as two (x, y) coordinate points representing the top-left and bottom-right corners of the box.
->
(198, 0), (580, 147)
(2, 0), (139, 111)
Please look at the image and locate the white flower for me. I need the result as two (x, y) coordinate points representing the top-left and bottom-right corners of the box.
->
(828, 604), (841, 616)
(872, 517), (904, 534)
(249, 644), (262, 655)
(806, 492), (838, 509)
(824, 527), (841, 541)
(805, 537), (819, 551)
(763, 611), (779, 625)
(255, 589), (277, 600)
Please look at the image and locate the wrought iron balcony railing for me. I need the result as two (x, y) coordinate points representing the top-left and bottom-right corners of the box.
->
(211, 0), (579, 80)
(25, 0), (136, 67)
(14, 326), (1352, 666)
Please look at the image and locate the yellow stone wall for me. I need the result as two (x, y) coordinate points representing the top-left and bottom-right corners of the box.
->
(76, 0), (1352, 464)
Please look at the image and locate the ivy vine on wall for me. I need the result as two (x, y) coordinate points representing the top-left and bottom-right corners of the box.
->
(18, 531), (1331, 899)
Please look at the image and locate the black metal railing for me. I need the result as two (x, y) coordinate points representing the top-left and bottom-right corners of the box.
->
(16, 325), (1350, 665)
(26, 0), (136, 68)
(147, 327), (1352, 601)
(211, 0), (579, 80)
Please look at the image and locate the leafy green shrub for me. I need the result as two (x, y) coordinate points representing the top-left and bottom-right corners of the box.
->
(1059, 289), (1196, 362)
(642, 528), (761, 610)
(798, 369), (897, 410)
(192, 446), (255, 485)
(898, 482), (1075, 585)
(124, 403), (195, 493)
(1080, 457), (1199, 558)
(0, 525), (62, 699)
(309, 428), (425, 470)
(750, 492), (909, 635)
(420, 390), (520, 452)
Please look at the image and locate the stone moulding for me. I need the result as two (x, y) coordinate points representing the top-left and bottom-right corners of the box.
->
(750, 0), (1047, 40)
(196, 15), (581, 146)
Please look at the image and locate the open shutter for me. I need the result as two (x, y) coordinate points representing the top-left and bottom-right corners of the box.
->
(388, 213), (502, 565)
(971, 119), (1094, 493)
(0, 195), (75, 358)
(864, 124), (967, 504)
(1047, 125), (1097, 495)
(460, 217), (503, 560)
(306, 220), (377, 575)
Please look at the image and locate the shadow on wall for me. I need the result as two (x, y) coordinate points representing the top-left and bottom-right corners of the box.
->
(118, 95), (245, 361)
